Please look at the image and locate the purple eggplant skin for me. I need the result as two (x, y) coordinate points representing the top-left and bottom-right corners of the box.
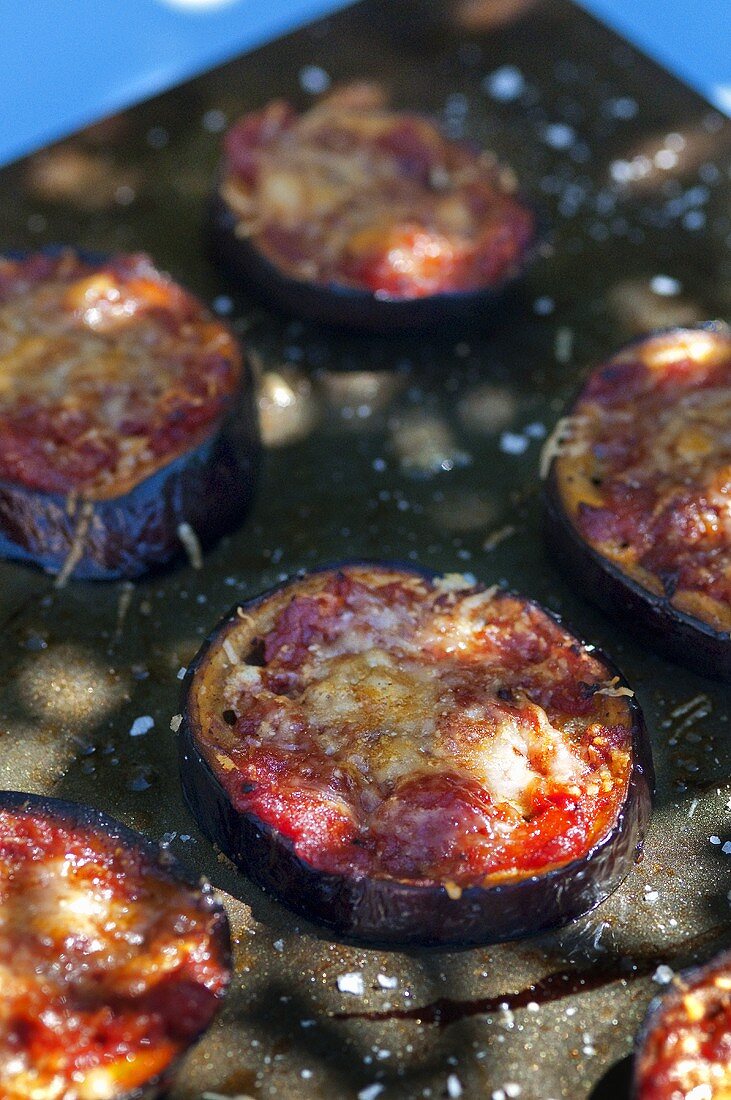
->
(631, 948), (731, 1100)
(208, 192), (536, 333)
(178, 561), (654, 949)
(543, 415), (731, 684)
(0, 788), (232, 1100)
(0, 356), (259, 582)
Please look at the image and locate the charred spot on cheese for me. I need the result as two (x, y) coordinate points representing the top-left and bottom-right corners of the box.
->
(0, 789), (230, 1100)
(544, 325), (731, 680)
(180, 563), (652, 946)
(634, 950), (731, 1100)
(210, 83), (536, 329)
(0, 249), (258, 579)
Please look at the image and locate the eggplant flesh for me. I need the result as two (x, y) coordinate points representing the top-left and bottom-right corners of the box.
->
(179, 562), (653, 948)
(0, 789), (231, 1100)
(543, 325), (731, 682)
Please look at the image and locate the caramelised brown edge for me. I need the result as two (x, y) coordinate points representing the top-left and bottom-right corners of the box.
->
(0, 788), (232, 1100)
(0, 251), (260, 580)
(208, 177), (537, 333)
(632, 947), (731, 1099)
(543, 325), (731, 683)
(178, 562), (654, 949)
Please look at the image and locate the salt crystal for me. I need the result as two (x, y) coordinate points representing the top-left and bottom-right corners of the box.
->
(129, 715), (154, 737)
(533, 296), (555, 315)
(212, 295), (233, 315)
(499, 432), (529, 456)
(337, 972), (365, 996)
(358, 1085), (384, 1100)
(202, 109), (226, 133)
(377, 974), (398, 989)
(483, 66), (525, 102)
(300, 65), (331, 94)
(543, 123), (575, 149)
(650, 275), (681, 296)
(447, 1074), (463, 1098)
(653, 965), (674, 984)
(605, 96), (638, 119)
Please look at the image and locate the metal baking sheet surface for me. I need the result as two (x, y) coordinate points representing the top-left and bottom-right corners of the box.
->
(0, 1), (729, 1097)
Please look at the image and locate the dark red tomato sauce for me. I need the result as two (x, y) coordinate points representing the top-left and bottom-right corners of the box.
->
(0, 806), (229, 1099)
(0, 251), (241, 498)
(198, 567), (637, 888)
(219, 84), (534, 298)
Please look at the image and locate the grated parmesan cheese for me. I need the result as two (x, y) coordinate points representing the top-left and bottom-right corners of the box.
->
(177, 522), (203, 570)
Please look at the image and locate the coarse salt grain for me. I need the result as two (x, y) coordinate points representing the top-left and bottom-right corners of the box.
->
(650, 275), (681, 296)
(447, 1074), (463, 1098)
(653, 965), (674, 984)
(358, 1085), (384, 1100)
(377, 974), (398, 989)
(337, 972), (365, 996)
(499, 432), (529, 456)
(482, 66), (525, 102)
(129, 715), (154, 737)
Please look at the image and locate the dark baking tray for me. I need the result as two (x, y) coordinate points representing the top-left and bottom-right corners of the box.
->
(0, 2), (729, 1097)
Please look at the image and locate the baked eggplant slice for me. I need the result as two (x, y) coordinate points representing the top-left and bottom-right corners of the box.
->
(0, 249), (258, 581)
(0, 789), (231, 1100)
(209, 83), (536, 330)
(633, 949), (731, 1099)
(543, 325), (731, 681)
(179, 563), (652, 948)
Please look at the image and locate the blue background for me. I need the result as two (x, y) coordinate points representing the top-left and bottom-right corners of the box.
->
(0, 0), (727, 168)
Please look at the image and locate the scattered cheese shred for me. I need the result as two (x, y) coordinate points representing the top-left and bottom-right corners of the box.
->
(594, 677), (635, 698)
(538, 415), (590, 479)
(177, 521), (203, 570)
(54, 500), (95, 588)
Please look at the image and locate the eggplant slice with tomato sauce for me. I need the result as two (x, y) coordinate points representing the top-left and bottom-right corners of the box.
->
(0, 789), (231, 1100)
(179, 563), (652, 948)
(0, 249), (258, 581)
(633, 949), (731, 1100)
(543, 324), (731, 681)
(209, 82), (537, 331)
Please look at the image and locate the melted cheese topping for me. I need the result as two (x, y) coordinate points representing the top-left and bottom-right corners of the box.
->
(554, 328), (731, 631)
(194, 566), (636, 886)
(0, 252), (241, 498)
(220, 83), (534, 297)
(0, 807), (228, 1100)
(636, 953), (731, 1100)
